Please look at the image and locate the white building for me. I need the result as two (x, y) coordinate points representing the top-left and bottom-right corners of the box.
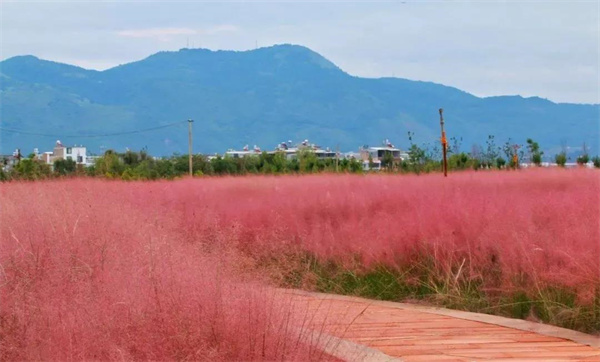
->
(42, 140), (88, 166)
(359, 140), (409, 170)
(270, 140), (337, 160)
(225, 145), (263, 158)
(362, 159), (382, 171)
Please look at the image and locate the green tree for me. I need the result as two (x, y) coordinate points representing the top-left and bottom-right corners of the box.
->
(298, 150), (318, 173)
(122, 150), (140, 166)
(13, 158), (51, 180)
(484, 135), (499, 168)
(368, 154), (375, 171)
(576, 143), (589, 165)
(381, 151), (395, 171)
(496, 157), (506, 169)
(592, 156), (600, 168)
(407, 144), (426, 174)
(348, 158), (363, 173)
(447, 152), (473, 170)
(271, 152), (288, 173)
(53, 158), (77, 176)
(555, 152), (567, 167)
(94, 150), (125, 177)
(526, 138), (543, 166)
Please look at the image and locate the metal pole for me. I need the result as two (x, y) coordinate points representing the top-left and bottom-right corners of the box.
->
(188, 119), (194, 176)
(439, 108), (448, 177)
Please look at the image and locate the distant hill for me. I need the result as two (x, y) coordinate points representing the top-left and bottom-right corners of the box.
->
(1, 44), (598, 156)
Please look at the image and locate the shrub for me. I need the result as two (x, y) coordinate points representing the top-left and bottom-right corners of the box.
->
(555, 152), (567, 167)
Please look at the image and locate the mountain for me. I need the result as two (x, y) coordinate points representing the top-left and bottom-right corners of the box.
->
(1, 44), (598, 156)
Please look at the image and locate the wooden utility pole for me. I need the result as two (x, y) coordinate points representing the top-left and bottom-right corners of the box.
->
(439, 108), (448, 177)
(188, 119), (194, 176)
(512, 144), (520, 169)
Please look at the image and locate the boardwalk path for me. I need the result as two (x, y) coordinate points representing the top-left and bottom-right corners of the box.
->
(284, 290), (600, 362)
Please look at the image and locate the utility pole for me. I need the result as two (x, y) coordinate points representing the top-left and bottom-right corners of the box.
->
(512, 144), (520, 169)
(439, 108), (448, 177)
(188, 119), (194, 177)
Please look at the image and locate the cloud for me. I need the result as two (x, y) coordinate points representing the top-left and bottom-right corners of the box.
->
(116, 25), (238, 41)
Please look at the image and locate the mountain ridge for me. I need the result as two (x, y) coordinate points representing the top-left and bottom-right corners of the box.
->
(1, 44), (598, 155)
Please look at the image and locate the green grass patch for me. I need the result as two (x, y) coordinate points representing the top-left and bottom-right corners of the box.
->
(266, 252), (600, 335)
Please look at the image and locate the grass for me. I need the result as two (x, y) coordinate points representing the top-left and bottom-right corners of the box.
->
(1, 168), (598, 359)
(275, 252), (600, 333)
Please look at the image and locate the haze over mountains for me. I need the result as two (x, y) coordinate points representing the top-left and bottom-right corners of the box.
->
(1, 44), (598, 156)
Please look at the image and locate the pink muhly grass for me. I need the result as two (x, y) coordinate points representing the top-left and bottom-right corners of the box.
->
(140, 169), (598, 297)
(0, 180), (327, 361)
(1, 168), (598, 358)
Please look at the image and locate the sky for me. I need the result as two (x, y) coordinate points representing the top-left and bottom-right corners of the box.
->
(1, 0), (599, 104)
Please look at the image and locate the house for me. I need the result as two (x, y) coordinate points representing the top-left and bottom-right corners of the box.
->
(1, 150), (21, 172)
(270, 140), (337, 160)
(359, 140), (409, 170)
(42, 140), (89, 166)
(362, 159), (382, 171)
(225, 145), (263, 158)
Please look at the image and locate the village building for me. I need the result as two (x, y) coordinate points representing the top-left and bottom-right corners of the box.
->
(359, 140), (409, 171)
(270, 140), (337, 160)
(41, 141), (92, 166)
(225, 145), (263, 158)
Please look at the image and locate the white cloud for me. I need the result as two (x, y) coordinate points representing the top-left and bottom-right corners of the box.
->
(2, 1), (597, 103)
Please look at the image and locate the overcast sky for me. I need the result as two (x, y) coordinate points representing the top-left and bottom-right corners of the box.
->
(1, 0), (598, 104)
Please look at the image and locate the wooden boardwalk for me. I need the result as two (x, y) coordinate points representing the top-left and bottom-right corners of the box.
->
(285, 290), (600, 362)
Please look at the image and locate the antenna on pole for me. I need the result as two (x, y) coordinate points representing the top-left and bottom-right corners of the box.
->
(439, 108), (448, 177)
(188, 119), (194, 177)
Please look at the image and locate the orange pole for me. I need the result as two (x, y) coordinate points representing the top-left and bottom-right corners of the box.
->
(439, 108), (448, 177)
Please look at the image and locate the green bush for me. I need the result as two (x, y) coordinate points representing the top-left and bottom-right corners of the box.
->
(555, 152), (567, 167)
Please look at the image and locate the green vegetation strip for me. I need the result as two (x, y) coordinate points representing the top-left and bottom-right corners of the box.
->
(271, 253), (600, 335)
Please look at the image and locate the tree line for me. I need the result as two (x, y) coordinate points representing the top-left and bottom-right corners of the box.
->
(2, 136), (599, 181)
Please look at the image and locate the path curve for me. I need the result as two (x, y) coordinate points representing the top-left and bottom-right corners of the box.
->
(284, 289), (600, 362)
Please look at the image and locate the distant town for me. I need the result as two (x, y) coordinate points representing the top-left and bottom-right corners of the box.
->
(2, 137), (596, 176)
(3, 138), (412, 173)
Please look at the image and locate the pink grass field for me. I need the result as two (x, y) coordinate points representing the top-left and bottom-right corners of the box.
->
(1, 169), (599, 360)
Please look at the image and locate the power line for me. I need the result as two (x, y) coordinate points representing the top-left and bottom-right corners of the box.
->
(0, 120), (188, 138)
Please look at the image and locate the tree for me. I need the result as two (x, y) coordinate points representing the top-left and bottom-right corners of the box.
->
(122, 150), (140, 166)
(13, 158), (51, 180)
(526, 138), (543, 166)
(407, 144), (426, 174)
(94, 150), (124, 177)
(576, 142), (589, 165)
(592, 156), (600, 169)
(484, 135), (499, 168)
(447, 152), (473, 170)
(496, 157), (506, 169)
(54, 158), (77, 176)
(381, 151), (395, 171)
(298, 150), (318, 173)
(555, 152), (567, 167)
(348, 158), (363, 173)
(449, 136), (462, 154)
(271, 152), (287, 173)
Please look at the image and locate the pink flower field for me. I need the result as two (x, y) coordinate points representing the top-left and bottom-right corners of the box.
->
(1, 169), (599, 360)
